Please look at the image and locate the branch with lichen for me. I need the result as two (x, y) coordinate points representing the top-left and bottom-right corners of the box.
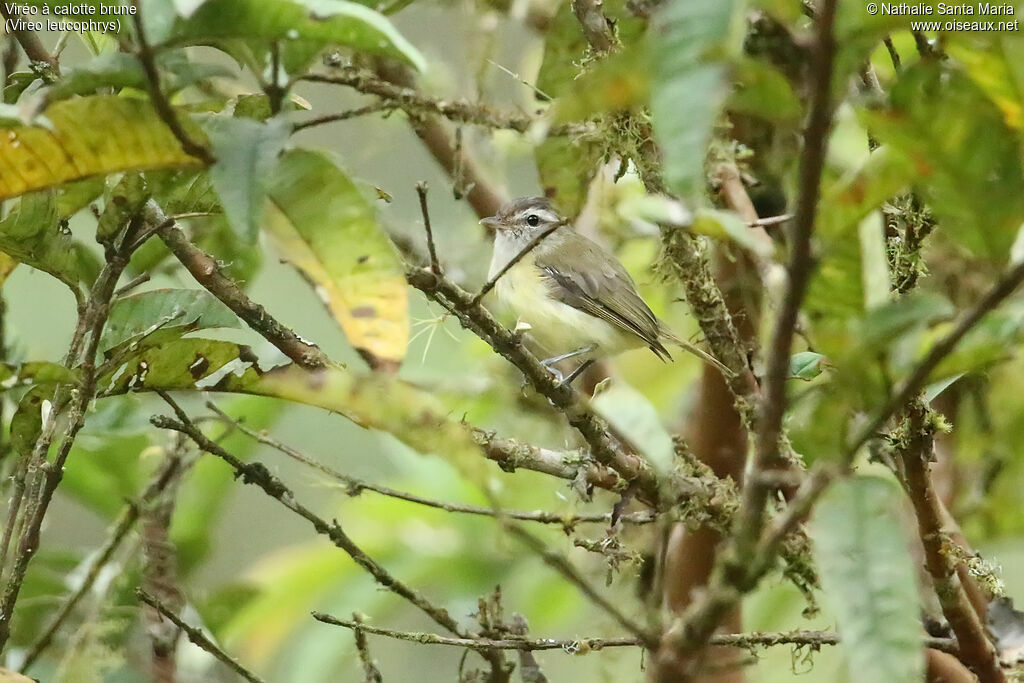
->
(310, 616), (960, 655)
(300, 70), (592, 137)
(152, 394), (513, 676)
(407, 264), (737, 512)
(206, 400), (656, 528)
(21, 450), (186, 672)
(894, 402), (1005, 683)
(0, 201), (155, 653)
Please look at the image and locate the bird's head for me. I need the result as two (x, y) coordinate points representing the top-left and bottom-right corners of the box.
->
(480, 196), (564, 237)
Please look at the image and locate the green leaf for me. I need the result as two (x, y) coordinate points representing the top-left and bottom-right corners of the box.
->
(592, 381), (674, 473)
(100, 288), (239, 352)
(691, 208), (773, 257)
(266, 149), (408, 368)
(860, 292), (955, 347)
(0, 191), (85, 293)
(170, 0), (425, 72)
(788, 351), (828, 381)
(812, 477), (924, 683)
(0, 362), (79, 390)
(947, 36), (1024, 131)
(146, 169), (222, 216)
(43, 52), (233, 102)
(650, 0), (738, 196)
(861, 63), (1024, 258)
(98, 339), (480, 474)
(858, 211), (891, 311)
(923, 372), (965, 403)
(0, 95), (204, 201)
(726, 57), (802, 124)
(202, 115), (290, 242)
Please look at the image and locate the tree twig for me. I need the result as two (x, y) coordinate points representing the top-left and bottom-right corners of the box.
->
(137, 589), (265, 683)
(470, 221), (566, 308)
(503, 522), (658, 648)
(407, 267), (664, 507)
(0, 209), (143, 652)
(205, 402), (654, 528)
(130, 4), (214, 164)
(897, 403), (1005, 683)
(292, 102), (399, 131)
(571, 0), (620, 55)
(352, 613), (383, 683)
(310, 616), (960, 655)
(152, 395), (469, 639)
(364, 60), (506, 219)
(21, 453), (186, 671)
(416, 182), (441, 275)
(299, 70), (590, 137)
(0, 4), (59, 76)
(145, 202), (331, 369)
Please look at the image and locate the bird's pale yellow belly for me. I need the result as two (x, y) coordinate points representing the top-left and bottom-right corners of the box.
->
(494, 254), (641, 358)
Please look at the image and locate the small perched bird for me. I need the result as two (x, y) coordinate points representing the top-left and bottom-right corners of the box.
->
(481, 196), (729, 382)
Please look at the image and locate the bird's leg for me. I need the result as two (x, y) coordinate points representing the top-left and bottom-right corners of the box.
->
(558, 359), (594, 389)
(539, 344), (597, 370)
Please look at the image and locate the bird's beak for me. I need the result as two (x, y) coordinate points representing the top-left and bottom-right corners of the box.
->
(479, 216), (502, 231)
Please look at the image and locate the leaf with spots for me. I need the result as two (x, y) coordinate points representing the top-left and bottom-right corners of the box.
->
(265, 149), (408, 370)
(101, 288), (239, 353)
(0, 190), (90, 295)
(0, 95), (204, 201)
(98, 339), (483, 477)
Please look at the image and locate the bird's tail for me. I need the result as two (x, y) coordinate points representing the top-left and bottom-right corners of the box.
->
(661, 329), (735, 377)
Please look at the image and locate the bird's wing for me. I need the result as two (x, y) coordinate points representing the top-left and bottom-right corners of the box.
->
(533, 232), (672, 360)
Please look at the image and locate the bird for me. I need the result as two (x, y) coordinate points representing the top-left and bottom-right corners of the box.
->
(480, 196), (730, 384)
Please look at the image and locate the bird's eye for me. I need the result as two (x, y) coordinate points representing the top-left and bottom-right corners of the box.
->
(526, 214), (540, 227)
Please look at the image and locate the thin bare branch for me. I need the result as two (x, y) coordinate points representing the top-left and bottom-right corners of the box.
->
(416, 182), (441, 275)
(503, 522), (658, 648)
(471, 221), (566, 307)
(137, 590), (265, 683)
(352, 613), (383, 683)
(897, 403), (1005, 683)
(206, 402), (654, 527)
(145, 202), (331, 369)
(310, 616), (960, 655)
(130, 5), (214, 164)
(152, 395), (470, 639)
(292, 102), (398, 131)
(299, 70), (590, 137)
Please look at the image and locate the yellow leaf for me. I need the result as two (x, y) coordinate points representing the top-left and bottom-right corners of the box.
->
(266, 150), (408, 370)
(0, 254), (17, 288)
(0, 96), (203, 200)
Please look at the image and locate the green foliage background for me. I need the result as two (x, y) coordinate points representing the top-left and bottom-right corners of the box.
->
(1, 0), (1024, 681)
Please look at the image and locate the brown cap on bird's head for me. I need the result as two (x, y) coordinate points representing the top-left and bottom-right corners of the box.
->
(480, 197), (561, 233)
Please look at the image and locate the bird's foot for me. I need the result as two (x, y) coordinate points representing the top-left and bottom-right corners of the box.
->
(556, 360), (594, 389)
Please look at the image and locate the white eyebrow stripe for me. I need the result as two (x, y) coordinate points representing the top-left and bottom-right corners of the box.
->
(513, 207), (560, 223)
